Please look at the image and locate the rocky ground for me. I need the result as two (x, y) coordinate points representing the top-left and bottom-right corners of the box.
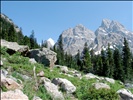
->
(1, 40), (133, 100)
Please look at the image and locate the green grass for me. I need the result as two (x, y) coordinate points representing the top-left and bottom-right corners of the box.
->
(1, 46), (132, 100)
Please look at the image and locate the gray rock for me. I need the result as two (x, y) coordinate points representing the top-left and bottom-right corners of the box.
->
(60, 66), (68, 73)
(1, 77), (21, 90)
(0, 60), (3, 66)
(37, 71), (44, 77)
(93, 82), (110, 90)
(52, 78), (76, 94)
(41, 77), (64, 100)
(84, 73), (100, 80)
(29, 47), (57, 68)
(117, 88), (133, 100)
(29, 58), (37, 64)
(1, 39), (29, 56)
(33, 96), (42, 100)
(1, 89), (28, 100)
(73, 72), (82, 78)
(125, 83), (133, 88)
(105, 77), (115, 84)
(56, 24), (95, 56)
(1, 69), (8, 77)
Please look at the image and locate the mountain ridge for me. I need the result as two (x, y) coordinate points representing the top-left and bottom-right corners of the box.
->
(56, 19), (133, 55)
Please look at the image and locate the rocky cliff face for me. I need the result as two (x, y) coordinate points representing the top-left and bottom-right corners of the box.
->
(57, 24), (95, 56)
(56, 19), (133, 55)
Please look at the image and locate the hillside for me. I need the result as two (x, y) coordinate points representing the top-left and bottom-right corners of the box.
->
(1, 44), (133, 100)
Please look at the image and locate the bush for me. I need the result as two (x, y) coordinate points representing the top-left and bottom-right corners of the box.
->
(79, 88), (119, 100)
(1, 47), (9, 57)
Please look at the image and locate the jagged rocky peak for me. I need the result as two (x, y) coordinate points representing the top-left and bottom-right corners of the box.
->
(56, 19), (133, 56)
(109, 20), (125, 32)
(101, 19), (111, 29)
(57, 24), (95, 56)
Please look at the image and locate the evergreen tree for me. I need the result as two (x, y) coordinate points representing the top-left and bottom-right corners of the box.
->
(30, 30), (35, 49)
(83, 42), (92, 72)
(113, 48), (124, 82)
(17, 28), (24, 45)
(23, 36), (31, 48)
(29, 30), (39, 49)
(56, 34), (65, 65)
(106, 44), (114, 78)
(8, 24), (17, 42)
(101, 49), (107, 76)
(75, 50), (83, 70)
(122, 38), (132, 80)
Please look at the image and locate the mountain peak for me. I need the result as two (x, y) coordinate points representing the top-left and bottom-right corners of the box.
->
(47, 38), (55, 46)
(101, 19), (111, 29)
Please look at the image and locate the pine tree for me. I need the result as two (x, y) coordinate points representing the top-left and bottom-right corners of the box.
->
(113, 48), (124, 82)
(76, 50), (82, 70)
(17, 28), (24, 45)
(23, 36), (31, 48)
(56, 34), (65, 65)
(122, 38), (132, 80)
(106, 44), (114, 78)
(8, 24), (17, 42)
(101, 49), (107, 76)
(83, 42), (92, 72)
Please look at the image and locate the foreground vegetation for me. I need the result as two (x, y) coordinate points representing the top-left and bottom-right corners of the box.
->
(1, 47), (133, 100)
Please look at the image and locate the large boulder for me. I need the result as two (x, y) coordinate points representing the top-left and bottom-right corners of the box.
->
(84, 73), (100, 80)
(29, 47), (57, 68)
(125, 83), (133, 88)
(93, 82), (110, 90)
(105, 77), (115, 84)
(117, 88), (133, 100)
(1, 77), (21, 90)
(52, 78), (76, 94)
(40, 77), (64, 100)
(60, 66), (68, 73)
(1, 39), (29, 56)
(1, 89), (28, 100)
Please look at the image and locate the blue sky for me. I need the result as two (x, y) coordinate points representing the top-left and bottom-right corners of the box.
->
(1, 1), (133, 44)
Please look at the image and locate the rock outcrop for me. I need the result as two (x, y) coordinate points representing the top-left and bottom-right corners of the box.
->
(29, 47), (57, 68)
(60, 66), (68, 73)
(1, 89), (28, 100)
(52, 78), (76, 94)
(84, 73), (100, 80)
(105, 77), (115, 84)
(40, 77), (64, 100)
(93, 82), (110, 90)
(1, 39), (29, 56)
(117, 88), (133, 100)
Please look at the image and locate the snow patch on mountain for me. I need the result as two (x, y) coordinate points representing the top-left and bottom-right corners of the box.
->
(47, 38), (55, 46)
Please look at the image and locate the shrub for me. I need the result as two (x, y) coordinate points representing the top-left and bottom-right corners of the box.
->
(79, 88), (119, 100)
